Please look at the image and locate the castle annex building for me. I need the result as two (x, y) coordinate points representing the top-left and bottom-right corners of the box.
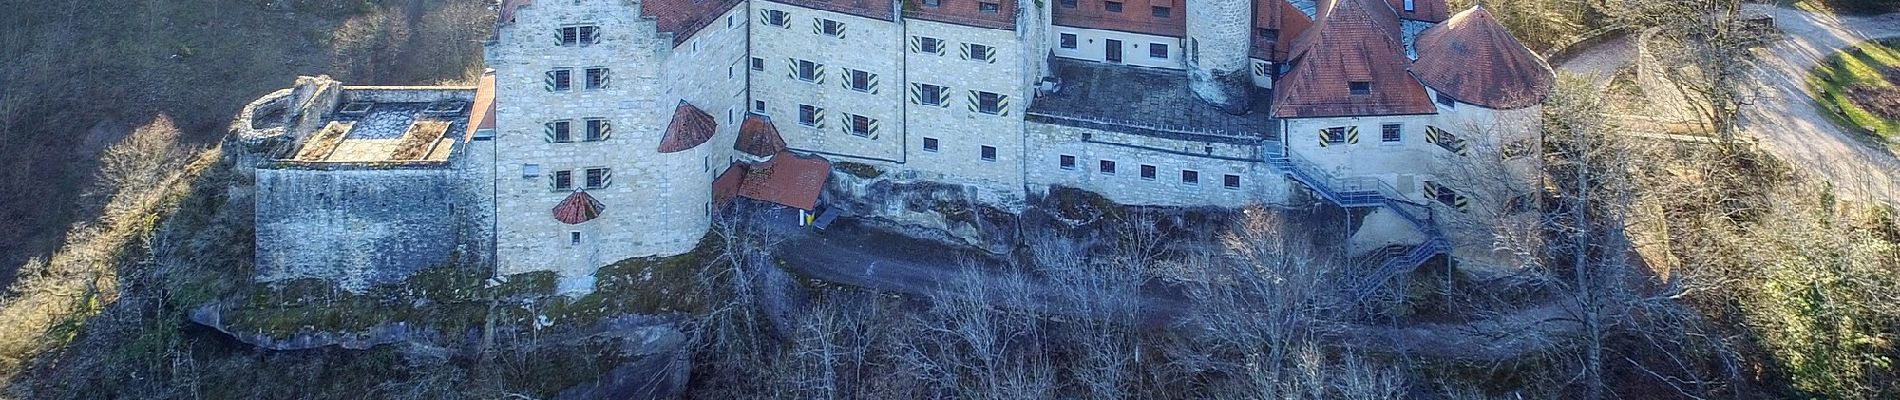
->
(230, 0), (1554, 292)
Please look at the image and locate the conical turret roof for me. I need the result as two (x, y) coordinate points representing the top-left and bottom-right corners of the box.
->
(1411, 5), (1554, 109)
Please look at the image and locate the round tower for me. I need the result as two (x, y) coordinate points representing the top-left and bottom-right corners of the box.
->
(1186, 0), (1255, 115)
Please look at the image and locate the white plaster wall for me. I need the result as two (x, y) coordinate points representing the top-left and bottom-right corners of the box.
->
(902, 19), (1028, 193)
(750, 1), (904, 163)
(1050, 26), (1184, 70)
(486, 0), (738, 291)
(1282, 114), (1444, 203)
(1024, 122), (1288, 207)
(1249, 58), (1273, 88)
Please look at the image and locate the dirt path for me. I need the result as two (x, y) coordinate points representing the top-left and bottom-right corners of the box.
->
(1739, 5), (1900, 202)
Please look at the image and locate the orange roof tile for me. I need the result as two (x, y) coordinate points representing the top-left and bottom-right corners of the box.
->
(465, 70), (496, 142)
(552, 191), (605, 224)
(658, 101), (718, 153)
(1411, 5), (1554, 110)
(1252, 0), (1313, 61)
(1271, 0), (1435, 118)
(1385, 0), (1447, 22)
(643, 0), (745, 46)
(1051, 0), (1185, 37)
(906, 0), (1019, 30)
(718, 152), (831, 210)
(735, 114), (788, 157)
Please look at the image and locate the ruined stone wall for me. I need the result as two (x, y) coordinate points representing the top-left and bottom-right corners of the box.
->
(750, 1), (905, 163)
(900, 19), (1028, 199)
(1184, 0), (1252, 114)
(1023, 121), (1289, 207)
(487, 0), (731, 292)
(253, 164), (461, 291)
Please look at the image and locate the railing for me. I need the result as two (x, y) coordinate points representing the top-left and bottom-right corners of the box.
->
(1258, 140), (1448, 299)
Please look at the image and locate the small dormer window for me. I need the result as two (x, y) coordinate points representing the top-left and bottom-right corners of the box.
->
(1437, 91), (1457, 107)
(980, 1), (1000, 13)
(924, 0), (940, 6)
(1104, 1), (1123, 12)
(1258, 28), (1279, 41)
(1349, 81), (1372, 95)
(1151, 6), (1170, 17)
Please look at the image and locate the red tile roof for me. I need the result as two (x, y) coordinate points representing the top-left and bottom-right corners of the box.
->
(1411, 5), (1554, 110)
(1271, 0), (1435, 118)
(466, 70), (496, 142)
(643, 0), (745, 46)
(1385, 0), (1447, 22)
(658, 101), (718, 153)
(552, 191), (605, 224)
(713, 152), (833, 210)
(735, 114), (788, 157)
(905, 0), (1018, 30)
(1051, 0), (1185, 37)
(765, 0), (897, 22)
(1252, 0), (1313, 61)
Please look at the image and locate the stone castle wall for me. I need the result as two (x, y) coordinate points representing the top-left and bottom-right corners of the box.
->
(749, 1), (906, 163)
(253, 165), (463, 291)
(900, 18), (1029, 196)
(1184, 0), (1253, 113)
(1023, 121), (1288, 207)
(486, 0), (741, 292)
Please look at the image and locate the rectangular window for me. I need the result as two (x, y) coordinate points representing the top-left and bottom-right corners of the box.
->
(918, 83), (946, 106)
(1104, 1), (1122, 12)
(820, 19), (845, 37)
(1060, 154), (1076, 169)
(751, 57), (765, 71)
(1323, 127), (1347, 144)
(1181, 170), (1199, 185)
(754, 100), (767, 113)
(849, 114), (875, 137)
(1100, 160), (1117, 174)
(1404, 0), (1416, 11)
(546, 120), (573, 142)
(584, 167), (612, 189)
(570, 231), (582, 245)
(980, 145), (997, 161)
(799, 104), (822, 127)
(1502, 140), (1534, 160)
(1349, 81), (1372, 95)
(979, 2), (1000, 13)
(795, 59), (821, 82)
(1139, 164), (1156, 180)
(1437, 91), (1457, 107)
(1224, 174), (1241, 189)
(552, 170), (574, 191)
(923, 137), (940, 152)
(848, 69), (875, 92)
(763, 9), (790, 27)
(924, 0), (941, 6)
(967, 43), (993, 61)
(917, 36), (944, 54)
(522, 164), (541, 178)
(585, 67), (609, 90)
(727, 14), (737, 29)
(1429, 126), (1466, 154)
(1061, 0), (1077, 7)
(1428, 181), (1461, 207)
(974, 91), (1007, 115)
(1149, 43), (1168, 59)
(1258, 28), (1279, 41)
(1151, 5), (1170, 17)
(1060, 33), (1077, 49)
(558, 26), (599, 46)
(1382, 124), (1402, 142)
(584, 119), (611, 141)
(547, 68), (573, 92)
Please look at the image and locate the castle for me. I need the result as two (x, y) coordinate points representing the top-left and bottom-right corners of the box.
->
(229, 0), (1553, 293)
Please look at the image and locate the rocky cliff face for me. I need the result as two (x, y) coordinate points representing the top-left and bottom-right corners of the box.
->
(823, 166), (1022, 255)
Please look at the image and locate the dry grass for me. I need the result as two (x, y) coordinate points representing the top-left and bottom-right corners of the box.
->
(292, 121), (353, 161)
(388, 121), (448, 161)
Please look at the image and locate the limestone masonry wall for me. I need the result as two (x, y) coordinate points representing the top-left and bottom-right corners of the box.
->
(253, 166), (462, 291)
(1184, 0), (1254, 113)
(1024, 121), (1288, 207)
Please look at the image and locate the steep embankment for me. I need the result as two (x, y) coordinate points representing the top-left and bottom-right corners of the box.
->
(0, 0), (491, 283)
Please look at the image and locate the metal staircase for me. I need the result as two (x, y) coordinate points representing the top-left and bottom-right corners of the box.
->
(1261, 144), (1448, 300)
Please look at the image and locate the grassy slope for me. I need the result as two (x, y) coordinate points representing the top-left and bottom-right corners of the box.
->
(1808, 39), (1900, 138)
(0, 0), (488, 283)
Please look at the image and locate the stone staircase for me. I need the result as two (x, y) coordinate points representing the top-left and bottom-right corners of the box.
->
(1261, 144), (1448, 300)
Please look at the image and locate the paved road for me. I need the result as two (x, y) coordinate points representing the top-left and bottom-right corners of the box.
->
(1739, 5), (1900, 202)
(1556, 7), (1900, 202)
